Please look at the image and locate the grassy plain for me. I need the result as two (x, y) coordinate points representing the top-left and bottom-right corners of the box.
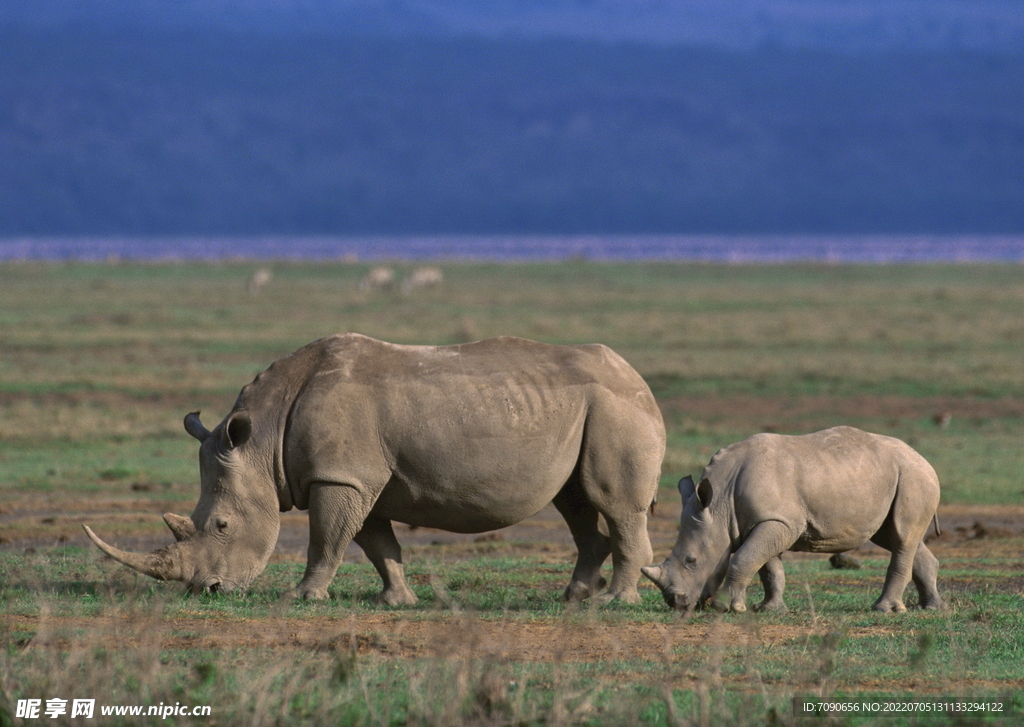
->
(2, 260), (1024, 725)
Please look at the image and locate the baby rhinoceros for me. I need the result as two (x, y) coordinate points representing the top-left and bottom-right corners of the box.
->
(642, 426), (944, 613)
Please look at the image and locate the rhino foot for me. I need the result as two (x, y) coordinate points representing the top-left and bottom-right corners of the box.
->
(375, 586), (418, 606)
(563, 577), (608, 602)
(291, 585), (330, 601)
(753, 599), (788, 613)
(710, 597), (747, 613)
(871, 599), (908, 613)
(594, 588), (641, 605)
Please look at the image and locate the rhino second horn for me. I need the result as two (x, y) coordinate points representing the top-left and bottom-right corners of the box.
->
(163, 512), (196, 541)
(641, 565), (667, 588)
(83, 525), (186, 582)
(184, 411), (211, 442)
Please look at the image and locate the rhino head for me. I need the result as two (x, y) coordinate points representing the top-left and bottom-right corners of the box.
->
(641, 475), (732, 612)
(84, 411), (280, 594)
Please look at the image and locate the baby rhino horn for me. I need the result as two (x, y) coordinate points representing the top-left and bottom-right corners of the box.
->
(641, 565), (667, 588)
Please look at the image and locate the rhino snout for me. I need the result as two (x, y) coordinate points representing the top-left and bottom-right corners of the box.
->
(663, 590), (695, 612)
(187, 576), (235, 596)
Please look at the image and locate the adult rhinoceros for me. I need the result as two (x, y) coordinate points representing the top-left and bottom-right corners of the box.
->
(85, 334), (666, 604)
(642, 427), (944, 613)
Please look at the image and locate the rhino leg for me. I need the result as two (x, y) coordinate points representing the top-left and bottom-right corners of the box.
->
(753, 555), (788, 612)
(353, 516), (418, 606)
(910, 542), (944, 610)
(296, 482), (376, 600)
(715, 520), (796, 613)
(597, 510), (653, 604)
(871, 552), (913, 612)
(870, 519), (936, 612)
(553, 487), (610, 601)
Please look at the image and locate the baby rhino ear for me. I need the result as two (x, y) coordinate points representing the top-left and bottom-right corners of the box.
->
(678, 475), (695, 501)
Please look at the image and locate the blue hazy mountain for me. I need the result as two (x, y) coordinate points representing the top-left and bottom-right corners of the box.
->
(4, 0), (1024, 50)
(1, 1), (1022, 235)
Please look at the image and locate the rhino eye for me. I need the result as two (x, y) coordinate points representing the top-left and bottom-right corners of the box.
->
(214, 517), (229, 532)
(684, 556), (697, 565)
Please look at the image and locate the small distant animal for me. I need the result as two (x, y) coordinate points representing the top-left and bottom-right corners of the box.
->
(643, 426), (944, 613)
(85, 334), (665, 605)
(401, 266), (444, 293)
(829, 552), (862, 569)
(358, 266), (395, 291)
(246, 268), (273, 293)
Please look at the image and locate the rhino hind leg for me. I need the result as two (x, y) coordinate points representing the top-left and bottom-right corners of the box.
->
(596, 510), (653, 604)
(869, 519), (938, 612)
(552, 486), (611, 602)
(869, 532), (916, 612)
(910, 542), (944, 610)
(753, 555), (788, 612)
(353, 516), (418, 606)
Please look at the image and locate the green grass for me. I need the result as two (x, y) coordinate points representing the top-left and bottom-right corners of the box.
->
(3, 545), (1023, 726)
(3, 261), (1024, 725)
(4, 260), (1024, 502)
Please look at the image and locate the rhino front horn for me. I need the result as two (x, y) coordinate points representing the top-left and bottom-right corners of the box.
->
(83, 525), (187, 582)
(641, 565), (667, 588)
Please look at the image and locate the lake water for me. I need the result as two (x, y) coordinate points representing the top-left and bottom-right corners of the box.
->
(3, 234), (1024, 262)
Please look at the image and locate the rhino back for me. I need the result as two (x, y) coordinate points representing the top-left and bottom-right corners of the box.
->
(711, 427), (933, 552)
(281, 334), (661, 530)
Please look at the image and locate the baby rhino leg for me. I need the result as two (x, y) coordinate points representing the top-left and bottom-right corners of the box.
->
(754, 555), (787, 612)
(715, 521), (796, 613)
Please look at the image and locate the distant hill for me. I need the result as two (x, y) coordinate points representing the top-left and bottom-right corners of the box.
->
(1, 4), (1022, 235)
(3, 0), (1024, 51)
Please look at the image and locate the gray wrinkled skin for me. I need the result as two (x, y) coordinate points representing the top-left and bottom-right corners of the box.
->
(642, 427), (944, 613)
(86, 334), (665, 605)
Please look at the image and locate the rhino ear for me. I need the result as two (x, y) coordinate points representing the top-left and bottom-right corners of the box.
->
(184, 412), (211, 442)
(678, 475), (695, 501)
(223, 410), (252, 449)
(696, 477), (714, 509)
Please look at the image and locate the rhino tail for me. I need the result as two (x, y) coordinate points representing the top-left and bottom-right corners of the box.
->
(649, 495), (657, 517)
(932, 514), (941, 538)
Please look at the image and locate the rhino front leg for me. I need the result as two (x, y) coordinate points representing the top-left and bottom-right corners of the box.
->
(353, 516), (418, 606)
(296, 482), (375, 600)
(714, 520), (796, 613)
(754, 555), (788, 612)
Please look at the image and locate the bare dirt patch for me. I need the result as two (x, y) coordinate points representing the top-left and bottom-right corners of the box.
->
(3, 611), (887, 665)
